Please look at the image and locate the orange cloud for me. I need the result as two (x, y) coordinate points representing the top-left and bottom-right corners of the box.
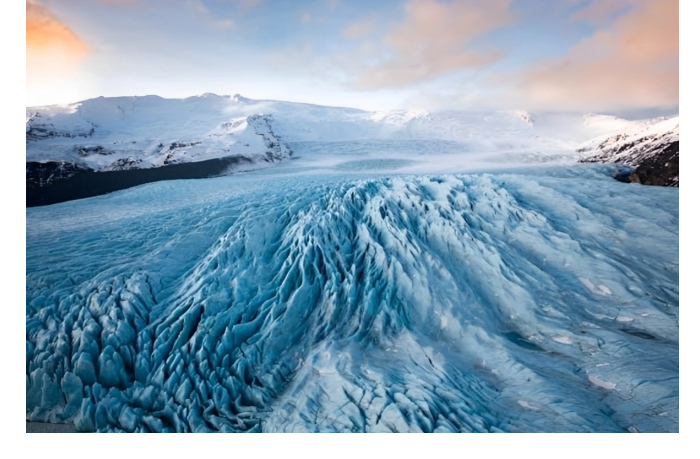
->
(353, 0), (513, 89)
(506, 0), (678, 111)
(26, 0), (88, 63)
(27, 0), (91, 104)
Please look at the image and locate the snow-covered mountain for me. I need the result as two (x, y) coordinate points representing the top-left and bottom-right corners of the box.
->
(578, 117), (679, 186)
(26, 93), (651, 173)
(26, 93), (678, 206)
(26, 94), (548, 174)
(26, 95), (292, 172)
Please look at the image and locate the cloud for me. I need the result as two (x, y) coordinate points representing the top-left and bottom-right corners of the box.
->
(26, 0), (88, 56)
(99, 0), (140, 5)
(504, 0), (678, 111)
(26, 0), (89, 77)
(343, 18), (373, 40)
(569, 0), (638, 25)
(186, 0), (237, 30)
(27, 0), (93, 105)
(352, 0), (513, 90)
(299, 11), (312, 23)
(186, 0), (208, 15)
(213, 19), (236, 30)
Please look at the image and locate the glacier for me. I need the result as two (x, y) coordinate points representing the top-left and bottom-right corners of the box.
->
(26, 160), (678, 432)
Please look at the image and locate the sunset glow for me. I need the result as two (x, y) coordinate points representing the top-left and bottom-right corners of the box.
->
(26, 0), (679, 116)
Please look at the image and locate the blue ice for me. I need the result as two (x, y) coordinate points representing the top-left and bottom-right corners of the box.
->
(26, 165), (678, 432)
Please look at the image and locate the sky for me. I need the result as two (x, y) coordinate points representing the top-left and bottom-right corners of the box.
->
(25, 0), (679, 116)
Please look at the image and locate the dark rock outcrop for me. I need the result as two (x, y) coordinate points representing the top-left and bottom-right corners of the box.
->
(26, 105), (294, 206)
(628, 140), (678, 186)
(26, 155), (254, 207)
(578, 118), (679, 187)
(26, 161), (92, 189)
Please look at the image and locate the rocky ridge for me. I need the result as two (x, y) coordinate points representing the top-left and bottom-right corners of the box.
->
(578, 117), (679, 186)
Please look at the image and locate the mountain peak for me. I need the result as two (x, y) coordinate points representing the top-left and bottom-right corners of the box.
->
(232, 94), (251, 103)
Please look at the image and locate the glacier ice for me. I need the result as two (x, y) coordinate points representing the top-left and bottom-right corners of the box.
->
(26, 165), (678, 432)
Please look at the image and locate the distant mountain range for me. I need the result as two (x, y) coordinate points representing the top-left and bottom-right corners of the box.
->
(26, 94), (679, 206)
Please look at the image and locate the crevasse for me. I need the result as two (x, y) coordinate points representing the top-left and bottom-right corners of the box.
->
(26, 169), (679, 432)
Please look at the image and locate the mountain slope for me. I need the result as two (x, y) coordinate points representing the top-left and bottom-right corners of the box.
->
(26, 95), (292, 173)
(577, 117), (679, 186)
(28, 94), (643, 173)
(27, 93), (675, 204)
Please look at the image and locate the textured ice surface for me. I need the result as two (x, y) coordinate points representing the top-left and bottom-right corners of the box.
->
(26, 165), (678, 432)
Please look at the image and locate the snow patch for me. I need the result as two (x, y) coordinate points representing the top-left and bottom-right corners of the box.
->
(588, 375), (617, 390)
(517, 400), (540, 410)
(552, 335), (574, 345)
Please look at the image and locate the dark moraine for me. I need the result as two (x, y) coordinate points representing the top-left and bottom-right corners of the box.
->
(26, 421), (78, 433)
(26, 155), (254, 207)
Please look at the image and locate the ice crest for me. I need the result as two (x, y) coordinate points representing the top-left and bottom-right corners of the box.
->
(26, 170), (679, 432)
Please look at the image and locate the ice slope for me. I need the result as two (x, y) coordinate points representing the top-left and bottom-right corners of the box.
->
(26, 165), (678, 432)
(26, 94), (646, 174)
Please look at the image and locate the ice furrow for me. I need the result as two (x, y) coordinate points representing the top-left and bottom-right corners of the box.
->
(26, 170), (678, 432)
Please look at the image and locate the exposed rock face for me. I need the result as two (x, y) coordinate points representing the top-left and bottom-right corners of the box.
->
(578, 117), (679, 187)
(26, 155), (254, 207)
(26, 96), (294, 205)
(26, 161), (92, 189)
(628, 141), (678, 187)
(248, 114), (293, 163)
(26, 112), (96, 140)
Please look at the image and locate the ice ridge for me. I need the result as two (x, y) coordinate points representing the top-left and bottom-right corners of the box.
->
(26, 172), (679, 432)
